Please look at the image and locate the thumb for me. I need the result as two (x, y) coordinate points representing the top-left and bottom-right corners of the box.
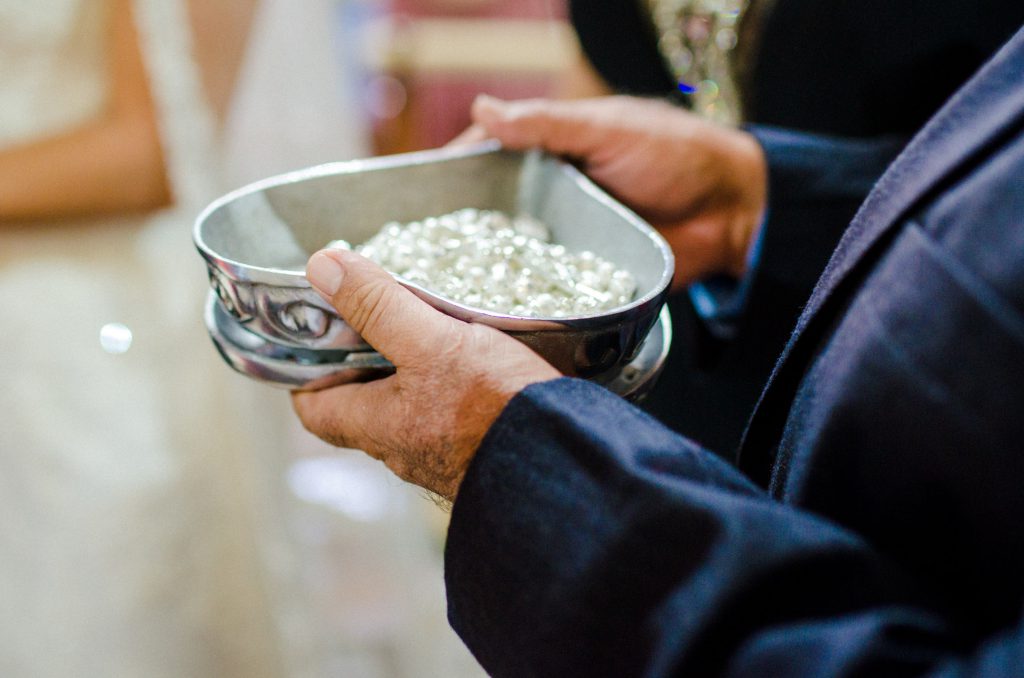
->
(305, 248), (459, 366)
(471, 95), (609, 159)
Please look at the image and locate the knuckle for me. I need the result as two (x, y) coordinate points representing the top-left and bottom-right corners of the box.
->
(506, 99), (553, 134)
(517, 101), (548, 123)
(345, 280), (393, 337)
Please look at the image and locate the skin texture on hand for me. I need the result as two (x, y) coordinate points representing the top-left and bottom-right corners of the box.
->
(455, 95), (768, 289)
(292, 249), (560, 502)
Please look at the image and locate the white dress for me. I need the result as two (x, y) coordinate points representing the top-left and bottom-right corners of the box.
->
(0, 2), (488, 675)
(0, 1), (288, 675)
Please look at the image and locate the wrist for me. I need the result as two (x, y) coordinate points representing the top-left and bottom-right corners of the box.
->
(722, 131), (768, 278)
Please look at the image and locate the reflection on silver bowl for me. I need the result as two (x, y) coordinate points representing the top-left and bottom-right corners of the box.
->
(194, 142), (673, 378)
(206, 292), (672, 400)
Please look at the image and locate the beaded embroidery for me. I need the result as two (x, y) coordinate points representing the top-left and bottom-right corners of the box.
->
(644, 0), (750, 124)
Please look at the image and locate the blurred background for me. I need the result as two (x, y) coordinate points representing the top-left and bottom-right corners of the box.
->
(354, 0), (573, 154)
(0, 0), (574, 676)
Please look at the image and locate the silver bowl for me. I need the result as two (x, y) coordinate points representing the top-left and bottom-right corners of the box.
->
(194, 142), (674, 378)
(205, 292), (673, 400)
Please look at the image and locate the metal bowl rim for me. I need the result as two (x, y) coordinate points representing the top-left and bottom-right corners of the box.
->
(193, 141), (675, 325)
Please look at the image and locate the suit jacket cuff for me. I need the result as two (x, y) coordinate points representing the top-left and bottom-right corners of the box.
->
(738, 126), (907, 329)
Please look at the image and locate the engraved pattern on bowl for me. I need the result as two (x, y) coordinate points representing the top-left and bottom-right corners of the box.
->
(205, 292), (672, 400)
(208, 268), (252, 321)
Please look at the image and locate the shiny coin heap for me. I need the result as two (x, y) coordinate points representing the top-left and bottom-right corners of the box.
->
(329, 208), (637, 318)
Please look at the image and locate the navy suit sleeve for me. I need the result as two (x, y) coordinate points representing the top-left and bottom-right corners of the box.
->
(746, 126), (907, 306)
(445, 378), (1022, 677)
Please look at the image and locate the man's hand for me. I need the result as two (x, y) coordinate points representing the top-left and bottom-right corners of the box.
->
(459, 95), (768, 289)
(292, 248), (560, 502)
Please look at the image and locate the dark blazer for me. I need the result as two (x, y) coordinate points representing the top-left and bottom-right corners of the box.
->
(571, 0), (1024, 455)
(444, 26), (1024, 677)
(572, 0), (1024, 137)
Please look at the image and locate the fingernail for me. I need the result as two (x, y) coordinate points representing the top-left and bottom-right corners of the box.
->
(306, 251), (344, 296)
(473, 94), (504, 123)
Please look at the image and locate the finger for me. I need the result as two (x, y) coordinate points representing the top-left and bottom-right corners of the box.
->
(471, 94), (613, 159)
(292, 364), (395, 393)
(446, 123), (490, 147)
(658, 215), (729, 290)
(291, 379), (394, 455)
(305, 248), (459, 367)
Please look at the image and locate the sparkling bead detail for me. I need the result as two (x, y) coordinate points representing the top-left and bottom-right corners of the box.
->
(329, 209), (637, 318)
(646, 0), (750, 125)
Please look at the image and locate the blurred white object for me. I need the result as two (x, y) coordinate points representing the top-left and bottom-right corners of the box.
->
(222, 0), (370, 185)
(99, 323), (134, 354)
(0, 1), (287, 676)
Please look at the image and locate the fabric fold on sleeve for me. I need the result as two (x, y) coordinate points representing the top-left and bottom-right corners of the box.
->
(444, 378), (981, 678)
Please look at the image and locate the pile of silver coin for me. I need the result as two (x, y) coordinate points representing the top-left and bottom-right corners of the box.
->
(329, 208), (636, 317)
